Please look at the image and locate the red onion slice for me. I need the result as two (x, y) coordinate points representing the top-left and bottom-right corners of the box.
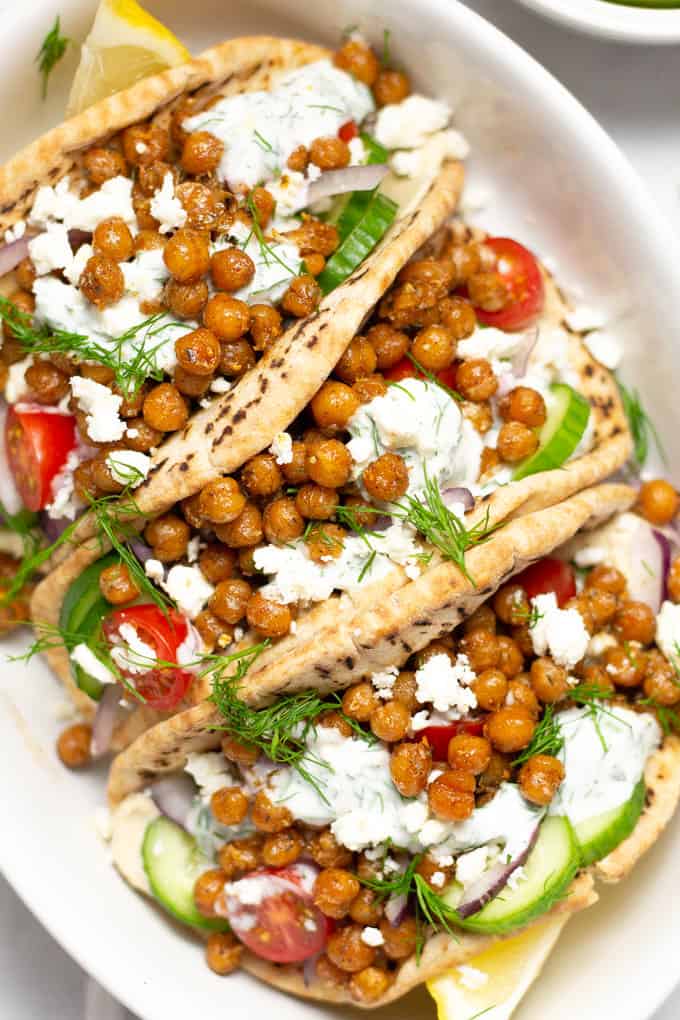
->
(39, 511), (72, 543)
(442, 487), (474, 512)
(627, 516), (666, 612)
(385, 893), (408, 926)
(0, 234), (33, 276)
(150, 773), (198, 830)
(0, 401), (22, 515)
(307, 164), (388, 204)
(129, 539), (153, 564)
(90, 684), (124, 758)
(653, 529), (675, 603)
(456, 825), (539, 919)
(510, 326), (539, 378)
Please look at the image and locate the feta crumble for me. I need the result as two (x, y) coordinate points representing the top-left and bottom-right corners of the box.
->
(28, 222), (74, 276)
(106, 449), (151, 487)
(529, 591), (590, 669)
(374, 94), (451, 149)
(70, 643), (117, 686)
(149, 172), (187, 234)
(110, 622), (156, 675)
(5, 356), (33, 403)
(30, 175), (137, 232)
(371, 665), (399, 700)
(414, 653), (477, 715)
(70, 376), (126, 442)
(269, 431), (294, 465)
(144, 559), (165, 584)
(360, 926), (385, 947)
(656, 601), (680, 667)
(162, 564), (214, 619)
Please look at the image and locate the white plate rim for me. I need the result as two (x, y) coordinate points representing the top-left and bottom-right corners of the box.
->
(512, 0), (680, 44)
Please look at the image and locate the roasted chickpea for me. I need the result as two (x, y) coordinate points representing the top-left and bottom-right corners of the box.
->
(530, 657), (570, 703)
(241, 453), (283, 499)
(198, 480), (246, 528)
(181, 130), (224, 174)
(392, 670), (418, 711)
(175, 327), (221, 377)
(218, 834), (263, 876)
(143, 383), (189, 431)
(313, 868), (360, 920)
(614, 599), (656, 645)
(307, 827), (353, 869)
(304, 439), (352, 489)
(251, 791), (293, 833)
(370, 699), (411, 742)
(79, 255), (124, 308)
(519, 754), (565, 806)
(390, 740), (432, 796)
(205, 932), (242, 975)
(124, 417), (163, 453)
(194, 610), (233, 651)
(247, 186), (275, 228)
(247, 591), (292, 637)
(144, 513), (190, 562)
(309, 135), (350, 171)
(478, 750), (512, 796)
(311, 381), (360, 429)
(215, 503), (264, 548)
(83, 146), (128, 184)
(349, 966), (391, 1004)
(249, 304), (282, 350)
(25, 361), (70, 404)
(411, 324), (456, 371)
(56, 723), (92, 769)
(364, 323), (408, 370)
(334, 337), (378, 384)
(456, 358), (498, 402)
(261, 828), (303, 868)
(327, 924), (376, 973)
(584, 587), (618, 629)
(204, 294), (251, 341)
(428, 769), (476, 822)
(315, 954), (348, 988)
(376, 916), (416, 962)
(122, 124), (168, 166)
(13, 257), (36, 294)
(363, 453), (409, 502)
(485, 705), (536, 753)
(334, 39), (380, 85)
(638, 479), (679, 526)
(352, 374), (387, 403)
(464, 604), (497, 634)
(176, 180), (227, 232)
(373, 67), (410, 106)
(497, 421), (539, 463)
(643, 649), (680, 706)
(416, 641), (456, 668)
(438, 295), (477, 339)
(507, 677), (541, 717)
(603, 644), (645, 688)
(349, 887), (383, 926)
(163, 228), (210, 283)
(194, 868), (227, 916)
(447, 733), (492, 775)
(209, 578), (252, 624)
(211, 786), (249, 826)
(472, 668), (507, 712)
(493, 583), (529, 626)
(468, 270), (508, 312)
(98, 562), (140, 605)
(295, 483), (338, 520)
(282, 274), (322, 318)
(668, 557), (680, 603)
(210, 248), (255, 292)
(222, 734), (260, 766)
(459, 629), (500, 672)
(263, 497), (305, 544)
(219, 339), (256, 377)
(497, 636), (525, 679)
(305, 523), (346, 563)
(499, 386), (547, 428)
(172, 366), (210, 397)
(91, 217), (134, 264)
(286, 218), (339, 257)
(342, 682), (379, 722)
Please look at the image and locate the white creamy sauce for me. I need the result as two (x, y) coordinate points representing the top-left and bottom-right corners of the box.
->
(551, 706), (660, 824)
(656, 601), (680, 667)
(149, 172), (187, 234)
(183, 60), (374, 193)
(184, 752), (253, 857)
(374, 94), (451, 149)
(346, 377), (482, 498)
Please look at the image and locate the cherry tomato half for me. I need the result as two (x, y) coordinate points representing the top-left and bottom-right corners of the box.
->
(338, 120), (359, 142)
(474, 237), (545, 332)
(420, 720), (485, 761)
(5, 404), (77, 512)
(386, 357), (459, 392)
(224, 866), (330, 963)
(513, 557), (576, 608)
(103, 604), (193, 710)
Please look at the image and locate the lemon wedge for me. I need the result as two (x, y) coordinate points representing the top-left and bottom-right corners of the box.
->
(67, 0), (191, 115)
(428, 915), (568, 1020)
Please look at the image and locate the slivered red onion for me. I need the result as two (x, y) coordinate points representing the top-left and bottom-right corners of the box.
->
(385, 893), (408, 926)
(456, 825), (539, 919)
(150, 773), (197, 829)
(442, 487), (474, 512)
(654, 529), (675, 603)
(626, 516), (666, 612)
(0, 234), (32, 276)
(91, 685), (124, 758)
(129, 539), (153, 564)
(306, 164), (388, 205)
(364, 513), (392, 532)
(39, 512), (72, 543)
(303, 952), (322, 987)
(0, 401), (22, 515)
(510, 326), (539, 378)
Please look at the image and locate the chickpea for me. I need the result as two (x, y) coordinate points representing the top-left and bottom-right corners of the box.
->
(614, 600), (656, 645)
(25, 361), (69, 404)
(317, 710), (352, 739)
(468, 271), (508, 311)
(315, 954), (349, 988)
(124, 417), (163, 453)
(643, 649), (680, 706)
(373, 68), (411, 106)
(304, 439), (351, 489)
(222, 734), (259, 766)
(121, 124), (168, 166)
(196, 480), (244, 528)
(334, 39), (380, 85)
(90, 222), (132, 269)
(370, 700), (411, 742)
(464, 604), (497, 634)
(134, 229), (165, 253)
(173, 327), (220, 377)
(363, 453), (409, 503)
(98, 562), (140, 605)
(205, 932), (242, 976)
(379, 915), (418, 961)
(218, 835), (263, 876)
(13, 258), (36, 294)
(478, 750), (512, 795)
(313, 868), (360, 920)
(392, 670), (418, 711)
(437, 295), (477, 339)
(456, 358), (498, 402)
(295, 483), (338, 520)
(416, 641), (456, 668)
(342, 682), (379, 722)
(499, 386), (547, 428)
(79, 255), (124, 308)
(307, 828), (353, 869)
(497, 636), (525, 679)
(390, 740), (432, 796)
(241, 453), (283, 499)
(162, 228), (210, 283)
(171, 366), (209, 398)
(459, 629), (500, 672)
(334, 337), (378, 384)
(262, 497), (304, 544)
(306, 523), (346, 563)
(144, 513), (190, 562)
(668, 557), (680, 603)
(352, 375), (387, 403)
(248, 187), (275, 228)
(311, 381), (360, 429)
(210, 248), (255, 292)
(638, 479), (679, 526)
(181, 130), (224, 174)
(194, 610), (233, 651)
(211, 786), (249, 826)
(363, 323), (408, 371)
(204, 294), (251, 341)
(473, 668), (508, 711)
(448, 733), (492, 775)
(519, 754), (565, 806)
(219, 339), (256, 377)
(176, 180), (227, 233)
(348, 887), (383, 926)
(287, 218), (339, 257)
(247, 592), (291, 639)
(83, 146), (128, 184)
(493, 584), (529, 626)
(261, 828), (304, 868)
(497, 421), (539, 463)
(428, 769), (476, 822)
(142, 383), (188, 432)
(507, 677), (540, 717)
(584, 587), (618, 629)
(282, 274), (322, 318)
(251, 791), (292, 833)
(326, 924), (376, 973)
(308, 135), (350, 171)
(485, 705), (536, 753)
(530, 657), (570, 703)
(603, 644), (645, 688)
(194, 868), (227, 916)
(195, 545), (235, 586)
(349, 966), (391, 1004)
(249, 304), (282, 350)
(209, 578), (252, 624)
(56, 723), (92, 769)
(181, 493), (204, 530)
(411, 324), (456, 371)
(215, 503), (264, 548)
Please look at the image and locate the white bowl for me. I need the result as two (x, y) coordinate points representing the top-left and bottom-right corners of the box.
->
(513, 0), (680, 44)
(2, 2), (680, 1020)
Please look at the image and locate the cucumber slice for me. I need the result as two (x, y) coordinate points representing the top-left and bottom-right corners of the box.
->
(317, 192), (398, 294)
(513, 383), (590, 481)
(142, 816), (230, 932)
(573, 779), (645, 866)
(325, 133), (389, 241)
(59, 552), (119, 701)
(447, 817), (579, 935)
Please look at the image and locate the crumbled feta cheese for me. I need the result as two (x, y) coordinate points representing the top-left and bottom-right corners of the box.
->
(28, 223), (74, 276)
(389, 129), (469, 179)
(46, 448), (84, 520)
(371, 665), (399, 700)
(186, 536), (201, 563)
(64, 242), (94, 285)
(150, 172), (187, 234)
(210, 377), (231, 393)
(588, 631), (618, 657)
(430, 870), (446, 888)
(360, 926), (385, 947)
(457, 326), (527, 363)
(185, 751), (235, 799)
(144, 558), (165, 583)
(30, 175), (137, 232)
(5, 356), (33, 402)
(269, 431), (294, 465)
(583, 329), (623, 370)
(106, 449), (151, 487)
(121, 248), (170, 304)
(267, 170), (310, 217)
(110, 622), (156, 675)
(70, 643), (117, 685)
(530, 592), (590, 669)
(400, 799), (430, 834)
(457, 965), (488, 991)
(4, 220), (26, 244)
(414, 653), (477, 715)
(656, 601), (680, 667)
(455, 846), (490, 885)
(374, 94), (451, 149)
(162, 564), (214, 619)
(70, 376), (126, 442)
(348, 136), (366, 164)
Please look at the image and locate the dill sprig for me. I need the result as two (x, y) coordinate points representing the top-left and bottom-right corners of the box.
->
(406, 352), (463, 403)
(616, 376), (666, 469)
(381, 28), (392, 68)
(513, 704), (564, 765)
(0, 297), (184, 399)
(36, 16), (69, 99)
(244, 194), (296, 276)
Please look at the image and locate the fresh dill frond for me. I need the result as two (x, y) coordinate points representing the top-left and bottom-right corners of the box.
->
(406, 352), (462, 403)
(381, 28), (392, 68)
(307, 104), (344, 114)
(512, 603), (544, 629)
(253, 130), (275, 153)
(244, 194), (296, 276)
(386, 380), (417, 401)
(36, 16), (69, 99)
(616, 376), (666, 469)
(513, 704), (564, 765)
(357, 548), (377, 583)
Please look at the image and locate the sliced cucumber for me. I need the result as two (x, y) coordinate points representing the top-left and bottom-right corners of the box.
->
(513, 383), (590, 482)
(317, 191), (398, 294)
(573, 779), (645, 866)
(142, 816), (230, 932)
(325, 133), (389, 241)
(59, 552), (119, 701)
(447, 817), (580, 935)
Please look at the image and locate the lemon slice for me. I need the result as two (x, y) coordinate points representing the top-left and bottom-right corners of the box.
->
(67, 0), (191, 116)
(428, 915), (568, 1020)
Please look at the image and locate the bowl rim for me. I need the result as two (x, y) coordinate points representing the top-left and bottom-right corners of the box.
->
(513, 0), (680, 44)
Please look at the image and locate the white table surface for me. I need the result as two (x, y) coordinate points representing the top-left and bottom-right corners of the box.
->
(2, 2), (680, 1018)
